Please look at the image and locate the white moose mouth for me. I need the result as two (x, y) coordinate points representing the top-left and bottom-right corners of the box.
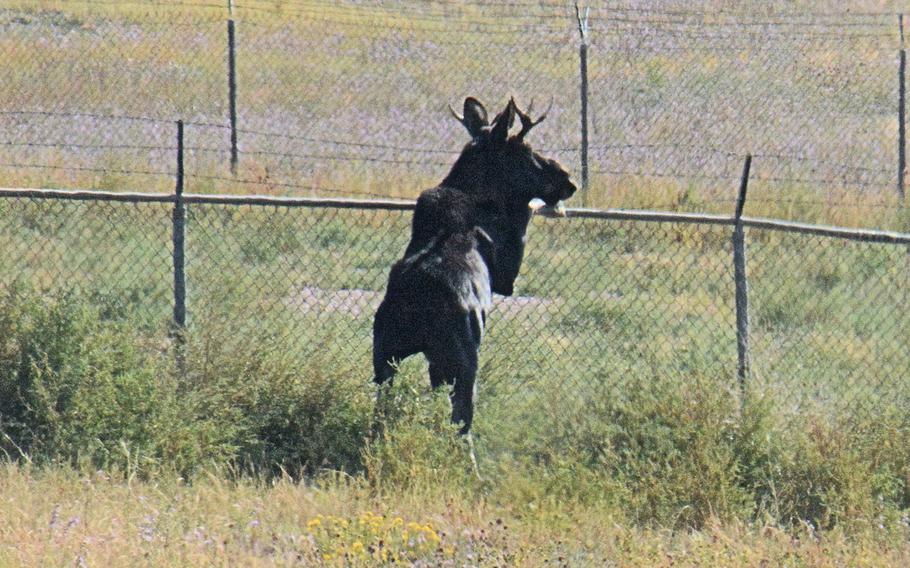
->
(529, 198), (568, 217)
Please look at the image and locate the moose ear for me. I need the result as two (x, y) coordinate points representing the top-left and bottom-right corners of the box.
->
(489, 98), (516, 144)
(462, 97), (488, 133)
(450, 97), (489, 140)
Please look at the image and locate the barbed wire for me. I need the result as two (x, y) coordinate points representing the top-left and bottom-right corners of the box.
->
(229, 7), (570, 35)
(185, 173), (391, 199)
(28, 0), (226, 9)
(591, 12), (897, 28)
(591, 40), (901, 52)
(235, 149), (451, 168)
(590, 26), (898, 42)
(594, 4), (902, 19)
(1, 108), (901, 205)
(231, 127), (460, 155)
(232, 3), (570, 30)
(17, 0), (900, 31)
(752, 152), (891, 175)
(234, 21), (571, 46)
(0, 161), (173, 178)
(1, 3), (906, 228)
(742, 195), (898, 209)
(0, 141), (174, 152)
(0, 110), (170, 125)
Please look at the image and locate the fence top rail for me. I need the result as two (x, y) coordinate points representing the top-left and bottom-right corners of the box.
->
(1, 187), (909, 245)
(547, 206), (910, 244)
(0, 187), (177, 204)
(182, 192), (416, 210)
(0, 187), (416, 210)
(738, 216), (910, 244)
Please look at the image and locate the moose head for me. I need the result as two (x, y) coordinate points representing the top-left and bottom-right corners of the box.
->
(444, 97), (577, 208)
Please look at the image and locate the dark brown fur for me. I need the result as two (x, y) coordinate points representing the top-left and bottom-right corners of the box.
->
(373, 97), (577, 435)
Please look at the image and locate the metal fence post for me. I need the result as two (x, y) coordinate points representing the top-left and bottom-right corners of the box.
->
(172, 120), (187, 352)
(899, 14), (906, 202)
(575, 2), (590, 206)
(733, 154), (752, 397)
(228, 17), (239, 175)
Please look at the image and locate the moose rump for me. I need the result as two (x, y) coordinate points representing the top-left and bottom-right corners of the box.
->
(372, 227), (494, 434)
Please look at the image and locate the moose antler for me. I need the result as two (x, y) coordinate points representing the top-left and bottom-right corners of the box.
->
(448, 103), (465, 124)
(513, 97), (553, 141)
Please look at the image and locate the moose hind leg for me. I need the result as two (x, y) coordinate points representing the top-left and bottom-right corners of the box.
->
(428, 360), (455, 390)
(372, 300), (421, 387)
(427, 321), (480, 435)
(370, 356), (401, 441)
(373, 352), (399, 386)
(450, 360), (477, 435)
(431, 349), (482, 477)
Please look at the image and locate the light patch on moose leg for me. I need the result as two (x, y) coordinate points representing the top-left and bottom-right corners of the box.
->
(465, 432), (482, 481)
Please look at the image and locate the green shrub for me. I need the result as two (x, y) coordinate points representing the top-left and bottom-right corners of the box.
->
(568, 372), (753, 527)
(0, 285), (374, 479)
(362, 369), (481, 493)
(183, 325), (373, 477)
(0, 285), (99, 460)
(742, 407), (910, 531)
(1, 285), (908, 534)
(0, 285), (228, 475)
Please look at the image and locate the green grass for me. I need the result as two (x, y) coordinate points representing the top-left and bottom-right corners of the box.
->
(0, 201), (908, 562)
(1, 1), (909, 563)
(1, 199), (908, 511)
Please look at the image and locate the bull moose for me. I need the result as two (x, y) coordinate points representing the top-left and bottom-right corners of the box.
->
(372, 96), (577, 438)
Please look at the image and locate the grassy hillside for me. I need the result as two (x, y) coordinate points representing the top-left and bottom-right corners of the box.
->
(1, 1), (908, 229)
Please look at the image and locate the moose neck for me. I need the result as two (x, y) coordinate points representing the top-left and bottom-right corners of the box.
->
(440, 153), (532, 207)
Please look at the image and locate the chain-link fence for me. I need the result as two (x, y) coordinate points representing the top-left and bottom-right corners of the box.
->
(1, 190), (908, 448)
(1, 2), (907, 228)
(1, 2), (909, 453)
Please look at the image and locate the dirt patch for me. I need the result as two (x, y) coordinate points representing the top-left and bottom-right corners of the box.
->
(491, 294), (561, 319)
(288, 286), (383, 317)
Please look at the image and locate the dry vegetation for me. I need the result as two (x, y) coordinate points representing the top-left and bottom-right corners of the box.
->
(2, 464), (910, 567)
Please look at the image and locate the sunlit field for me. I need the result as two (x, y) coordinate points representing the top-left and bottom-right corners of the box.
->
(1, 0), (908, 229)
